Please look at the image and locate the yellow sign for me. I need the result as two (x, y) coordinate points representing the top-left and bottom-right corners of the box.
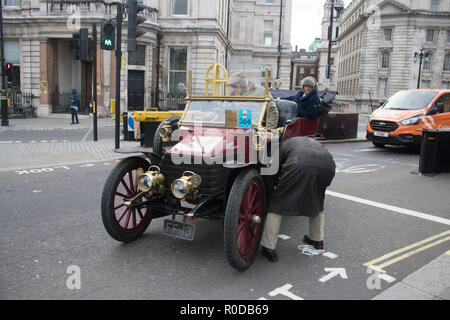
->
(121, 56), (124, 70)
(225, 110), (238, 128)
(40, 81), (48, 95)
(110, 99), (116, 115)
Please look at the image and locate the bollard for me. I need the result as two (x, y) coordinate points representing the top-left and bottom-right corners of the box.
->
(122, 112), (129, 141)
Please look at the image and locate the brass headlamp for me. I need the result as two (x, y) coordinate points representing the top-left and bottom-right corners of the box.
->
(159, 123), (173, 142)
(171, 171), (202, 201)
(137, 166), (165, 195)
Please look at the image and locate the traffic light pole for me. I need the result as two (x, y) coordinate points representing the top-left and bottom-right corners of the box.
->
(92, 23), (98, 141)
(0, 0), (9, 127)
(115, 2), (122, 150)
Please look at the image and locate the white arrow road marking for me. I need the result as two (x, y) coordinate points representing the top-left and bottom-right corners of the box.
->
(79, 164), (95, 168)
(319, 268), (348, 283)
(323, 252), (338, 259)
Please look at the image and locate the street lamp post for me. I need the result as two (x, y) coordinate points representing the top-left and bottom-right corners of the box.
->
(326, 0), (344, 81)
(414, 48), (424, 89)
(0, 0), (9, 126)
(326, 0), (335, 80)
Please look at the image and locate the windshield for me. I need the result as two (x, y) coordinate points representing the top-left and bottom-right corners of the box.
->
(383, 91), (438, 110)
(181, 100), (266, 127)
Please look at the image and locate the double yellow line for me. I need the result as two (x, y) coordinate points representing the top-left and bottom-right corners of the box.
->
(364, 230), (450, 273)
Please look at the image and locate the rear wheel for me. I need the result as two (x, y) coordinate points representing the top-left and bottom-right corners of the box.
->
(101, 157), (152, 243)
(224, 169), (266, 271)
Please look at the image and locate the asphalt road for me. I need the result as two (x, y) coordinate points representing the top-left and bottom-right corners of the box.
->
(1, 141), (449, 300)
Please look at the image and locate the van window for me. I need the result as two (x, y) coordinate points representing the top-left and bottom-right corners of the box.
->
(436, 94), (450, 113)
(383, 91), (438, 110)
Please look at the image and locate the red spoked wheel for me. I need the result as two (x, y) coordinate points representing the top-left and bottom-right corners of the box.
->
(224, 169), (266, 270)
(101, 157), (152, 243)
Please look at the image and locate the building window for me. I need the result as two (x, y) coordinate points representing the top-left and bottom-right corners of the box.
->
(422, 80), (431, 89)
(443, 81), (450, 89)
(264, 20), (273, 46)
(447, 30), (450, 42)
(381, 52), (390, 69)
(300, 67), (305, 74)
(4, 0), (20, 6)
(430, 0), (439, 11)
(128, 45), (146, 66)
(172, 0), (187, 15)
(168, 47), (187, 93)
(423, 53), (432, 70)
(379, 79), (388, 97)
(384, 29), (392, 41)
(444, 54), (450, 71)
(426, 29), (435, 42)
(265, 0), (274, 3)
(311, 68), (315, 74)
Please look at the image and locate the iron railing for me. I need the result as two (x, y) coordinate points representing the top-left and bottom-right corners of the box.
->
(7, 91), (34, 117)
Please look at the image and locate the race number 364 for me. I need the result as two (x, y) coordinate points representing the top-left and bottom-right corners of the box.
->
(66, 265), (81, 290)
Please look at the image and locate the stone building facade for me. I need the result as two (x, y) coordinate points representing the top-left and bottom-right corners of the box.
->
(2, 0), (292, 117)
(335, 0), (450, 112)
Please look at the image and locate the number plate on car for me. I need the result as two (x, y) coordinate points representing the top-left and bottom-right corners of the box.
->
(163, 219), (195, 241)
(374, 131), (388, 138)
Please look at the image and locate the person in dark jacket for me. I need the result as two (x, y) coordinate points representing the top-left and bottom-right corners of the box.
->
(260, 137), (336, 262)
(70, 88), (79, 124)
(281, 76), (321, 120)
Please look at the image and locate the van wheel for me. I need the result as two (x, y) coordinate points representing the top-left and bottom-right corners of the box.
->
(372, 142), (385, 148)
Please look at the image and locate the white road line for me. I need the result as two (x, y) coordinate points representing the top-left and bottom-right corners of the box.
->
(81, 128), (92, 142)
(326, 190), (450, 226)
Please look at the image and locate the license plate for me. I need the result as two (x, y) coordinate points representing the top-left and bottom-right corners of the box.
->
(374, 131), (388, 138)
(163, 219), (195, 241)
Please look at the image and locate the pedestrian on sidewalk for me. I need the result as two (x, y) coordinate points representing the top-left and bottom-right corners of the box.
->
(70, 88), (80, 124)
(260, 137), (336, 262)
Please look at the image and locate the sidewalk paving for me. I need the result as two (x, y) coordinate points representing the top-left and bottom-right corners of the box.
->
(373, 251), (450, 300)
(0, 115), (140, 172)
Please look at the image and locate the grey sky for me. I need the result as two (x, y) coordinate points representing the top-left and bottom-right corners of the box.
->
(290, 0), (352, 50)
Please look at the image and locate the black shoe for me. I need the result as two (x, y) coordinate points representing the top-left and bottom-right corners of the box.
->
(261, 247), (279, 262)
(70, 123), (74, 125)
(303, 235), (324, 250)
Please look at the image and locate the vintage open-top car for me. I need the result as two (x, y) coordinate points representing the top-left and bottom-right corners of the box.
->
(101, 64), (320, 270)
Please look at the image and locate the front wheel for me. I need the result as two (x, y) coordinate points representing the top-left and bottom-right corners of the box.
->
(101, 157), (152, 243)
(372, 141), (385, 148)
(224, 169), (266, 271)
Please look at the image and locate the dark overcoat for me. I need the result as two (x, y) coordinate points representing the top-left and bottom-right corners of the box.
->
(268, 137), (336, 218)
(281, 89), (321, 120)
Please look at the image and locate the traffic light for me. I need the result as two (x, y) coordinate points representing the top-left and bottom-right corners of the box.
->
(5, 63), (12, 79)
(101, 22), (115, 50)
(128, 0), (147, 52)
(72, 31), (80, 60)
(72, 28), (89, 61)
(79, 28), (89, 61)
